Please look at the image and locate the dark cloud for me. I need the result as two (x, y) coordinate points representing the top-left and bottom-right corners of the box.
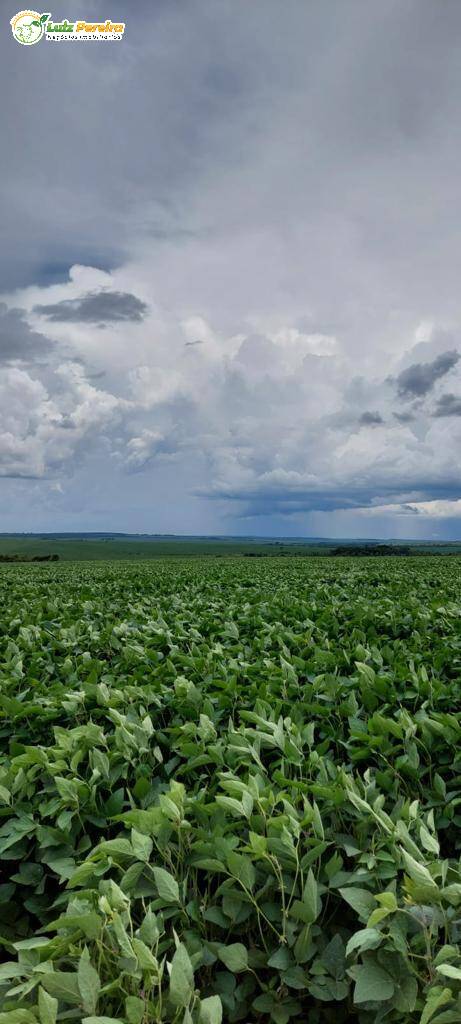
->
(359, 411), (384, 425)
(205, 475), (461, 518)
(433, 393), (461, 417)
(34, 290), (148, 324)
(0, 303), (53, 363)
(204, 471), (461, 520)
(396, 350), (459, 398)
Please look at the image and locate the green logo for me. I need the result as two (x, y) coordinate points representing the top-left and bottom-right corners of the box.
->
(10, 11), (125, 43)
(10, 10), (50, 45)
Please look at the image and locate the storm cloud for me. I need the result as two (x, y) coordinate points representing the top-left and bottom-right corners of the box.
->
(34, 291), (148, 324)
(0, 304), (53, 363)
(433, 393), (461, 417)
(359, 411), (384, 426)
(396, 350), (459, 398)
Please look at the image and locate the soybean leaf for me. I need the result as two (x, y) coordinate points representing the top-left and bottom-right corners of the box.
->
(217, 944), (248, 973)
(38, 987), (58, 1024)
(153, 866), (179, 903)
(78, 947), (100, 1014)
(169, 943), (194, 1009)
(352, 963), (395, 1004)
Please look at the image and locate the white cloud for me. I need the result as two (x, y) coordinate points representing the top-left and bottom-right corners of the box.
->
(358, 499), (461, 519)
(125, 429), (165, 469)
(2, 263), (461, 528)
(129, 365), (184, 407)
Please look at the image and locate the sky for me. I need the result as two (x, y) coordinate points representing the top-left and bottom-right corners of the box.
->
(1, 0), (461, 538)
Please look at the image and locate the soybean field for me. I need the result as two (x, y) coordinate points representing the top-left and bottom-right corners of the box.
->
(1, 557), (461, 1024)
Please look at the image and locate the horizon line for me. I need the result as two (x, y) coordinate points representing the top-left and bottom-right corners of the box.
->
(0, 532), (460, 543)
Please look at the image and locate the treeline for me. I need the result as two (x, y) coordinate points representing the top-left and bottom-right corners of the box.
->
(0, 554), (60, 563)
(244, 545), (420, 559)
(331, 544), (413, 557)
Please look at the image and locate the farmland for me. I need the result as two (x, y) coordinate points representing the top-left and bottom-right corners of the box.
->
(0, 534), (460, 561)
(1, 556), (461, 1023)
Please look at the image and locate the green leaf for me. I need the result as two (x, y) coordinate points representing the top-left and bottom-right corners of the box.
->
(125, 997), (145, 1024)
(13, 937), (50, 951)
(132, 937), (158, 972)
(375, 891), (397, 911)
(352, 963), (395, 1004)
(430, 1011), (461, 1024)
(82, 1018), (125, 1024)
(38, 987), (57, 1024)
(393, 973), (418, 1013)
(346, 928), (382, 957)
(217, 943), (248, 972)
(101, 879), (131, 912)
(111, 912), (135, 960)
(42, 972), (82, 1006)
(339, 887), (377, 922)
(267, 947), (292, 970)
(420, 824), (440, 856)
(253, 993), (278, 1012)
(78, 947), (101, 1014)
(355, 661), (376, 685)
(400, 850), (439, 893)
(67, 861), (97, 889)
(47, 910), (101, 940)
(294, 924), (312, 964)
(302, 869), (320, 923)
(0, 1014), (38, 1024)
(282, 965), (309, 989)
(434, 947), (459, 967)
(0, 962), (27, 981)
(131, 828), (153, 863)
(320, 934), (346, 980)
(153, 865), (179, 903)
(436, 965), (461, 981)
(420, 987), (453, 1024)
(169, 942), (194, 1009)
(215, 795), (245, 817)
(138, 907), (160, 945)
(227, 851), (255, 890)
(367, 907), (393, 927)
(199, 995), (223, 1024)
(442, 885), (461, 906)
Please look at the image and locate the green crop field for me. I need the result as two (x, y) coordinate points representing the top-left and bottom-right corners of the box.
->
(0, 534), (460, 562)
(1, 556), (461, 1023)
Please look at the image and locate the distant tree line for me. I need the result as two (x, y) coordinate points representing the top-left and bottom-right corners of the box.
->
(0, 554), (60, 562)
(242, 544), (452, 559)
(331, 544), (413, 557)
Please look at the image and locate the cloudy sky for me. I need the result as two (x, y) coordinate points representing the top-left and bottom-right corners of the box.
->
(2, 0), (461, 538)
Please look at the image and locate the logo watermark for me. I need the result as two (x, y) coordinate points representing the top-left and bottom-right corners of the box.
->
(10, 11), (125, 43)
(10, 10), (48, 44)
